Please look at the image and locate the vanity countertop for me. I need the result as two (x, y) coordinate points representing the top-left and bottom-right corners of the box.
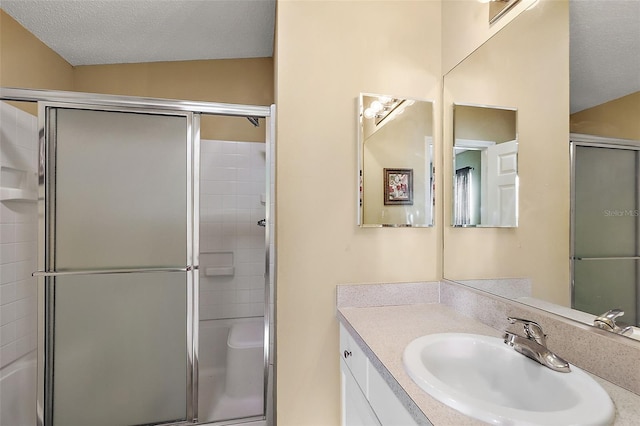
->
(337, 303), (640, 426)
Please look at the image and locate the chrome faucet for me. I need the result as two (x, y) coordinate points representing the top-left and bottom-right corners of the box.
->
(594, 309), (633, 336)
(503, 317), (571, 373)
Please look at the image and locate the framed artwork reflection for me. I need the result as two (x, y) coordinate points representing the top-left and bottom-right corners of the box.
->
(384, 168), (413, 205)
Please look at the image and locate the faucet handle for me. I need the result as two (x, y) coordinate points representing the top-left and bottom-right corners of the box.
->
(594, 309), (628, 333)
(507, 317), (546, 345)
(599, 309), (624, 321)
(620, 326), (634, 336)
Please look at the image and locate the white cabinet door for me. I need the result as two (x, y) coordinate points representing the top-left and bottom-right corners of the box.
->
(341, 358), (381, 426)
(340, 323), (428, 426)
(486, 140), (518, 226)
(368, 364), (420, 426)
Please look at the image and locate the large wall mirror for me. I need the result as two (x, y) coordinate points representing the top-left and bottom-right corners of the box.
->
(358, 93), (434, 227)
(453, 104), (518, 227)
(443, 0), (640, 338)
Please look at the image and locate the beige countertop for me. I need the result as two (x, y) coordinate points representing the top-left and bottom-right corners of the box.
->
(337, 303), (640, 426)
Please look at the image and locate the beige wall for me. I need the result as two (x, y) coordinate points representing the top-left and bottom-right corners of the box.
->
(74, 59), (274, 141)
(570, 91), (640, 141)
(0, 10), (74, 114)
(1, 10), (273, 141)
(275, 0), (441, 423)
(442, 0), (570, 305)
(454, 105), (517, 143)
(442, 0), (541, 73)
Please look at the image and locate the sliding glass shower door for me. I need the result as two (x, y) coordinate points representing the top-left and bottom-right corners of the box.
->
(38, 105), (197, 425)
(572, 139), (639, 327)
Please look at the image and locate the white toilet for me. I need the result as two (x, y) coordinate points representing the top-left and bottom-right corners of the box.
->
(225, 320), (264, 399)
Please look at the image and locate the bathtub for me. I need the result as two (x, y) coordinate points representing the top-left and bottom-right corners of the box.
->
(0, 351), (37, 426)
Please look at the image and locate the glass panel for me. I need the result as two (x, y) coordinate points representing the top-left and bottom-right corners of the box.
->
(52, 272), (187, 426)
(198, 139), (267, 422)
(574, 146), (637, 258)
(54, 109), (187, 269)
(574, 145), (639, 325)
(574, 260), (637, 325)
(44, 107), (193, 425)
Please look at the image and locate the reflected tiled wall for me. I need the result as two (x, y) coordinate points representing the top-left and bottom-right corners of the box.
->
(199, 140), (267, 320)
(0, 102), (38, 369)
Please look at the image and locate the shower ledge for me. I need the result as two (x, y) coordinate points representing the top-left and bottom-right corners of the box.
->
(0, 187), (37, 202)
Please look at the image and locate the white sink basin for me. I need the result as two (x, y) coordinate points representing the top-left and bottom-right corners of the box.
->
(403, 333), (615, 425)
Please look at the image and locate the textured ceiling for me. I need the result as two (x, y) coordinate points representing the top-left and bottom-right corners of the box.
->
(570, 0), (640, 113)
(0, 0), (275, 66)
(1, 0), (637, 114)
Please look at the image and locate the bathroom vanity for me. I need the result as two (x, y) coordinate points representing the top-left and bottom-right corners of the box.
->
(337, 281), (640, 425)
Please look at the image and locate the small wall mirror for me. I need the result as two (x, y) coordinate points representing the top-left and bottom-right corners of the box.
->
(358, 93), (434, 227)
(452, 104), (518, 227)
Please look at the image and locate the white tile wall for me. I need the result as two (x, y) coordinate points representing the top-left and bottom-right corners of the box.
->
(200, 140), (267, 320)
(0, 101), (38, 369)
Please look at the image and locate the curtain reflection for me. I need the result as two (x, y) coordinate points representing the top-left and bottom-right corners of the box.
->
(454, 166), (473, 226)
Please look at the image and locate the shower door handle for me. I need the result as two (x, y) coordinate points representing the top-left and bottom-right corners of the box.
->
(257, 219), (266, 227)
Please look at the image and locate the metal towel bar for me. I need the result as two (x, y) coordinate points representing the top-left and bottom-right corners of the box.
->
(33, 266), (196, 277)
(573, 256), (640, 261)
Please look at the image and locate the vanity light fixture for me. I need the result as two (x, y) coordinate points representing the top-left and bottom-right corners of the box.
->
(363, 96), (402, 124)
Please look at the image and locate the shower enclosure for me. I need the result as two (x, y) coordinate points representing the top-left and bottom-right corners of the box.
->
(0, 88), (275, 426)
(571, 134), (640, 327)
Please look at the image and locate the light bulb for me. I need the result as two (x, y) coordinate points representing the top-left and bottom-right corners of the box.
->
(364, 108), (375, 119)
(378, 96), (392, 105)
(370, 100), (383, 113)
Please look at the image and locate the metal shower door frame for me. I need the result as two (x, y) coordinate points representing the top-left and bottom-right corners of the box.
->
(37, 101), (197, 426)
(0, 87), (274, 426)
